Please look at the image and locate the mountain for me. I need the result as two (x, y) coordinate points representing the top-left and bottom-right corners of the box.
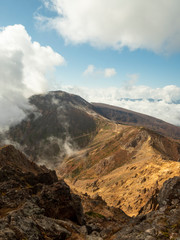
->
(2, 90), (180, 168)
(0, 145), (179, 239)
(58, 120), (180, 217)
(0, 90), (180, 239)
(2, 91), (98, 167)
(92, 102), (180, 139)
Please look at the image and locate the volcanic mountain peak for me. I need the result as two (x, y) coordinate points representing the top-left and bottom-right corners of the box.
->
(30, 90), (92, 112)
(3, 91), (98, 166)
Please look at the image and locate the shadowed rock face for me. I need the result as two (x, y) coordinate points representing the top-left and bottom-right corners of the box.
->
(158, 176), (180, 207)
(39, 180), (84, 225)
(0, 145), (84, 239)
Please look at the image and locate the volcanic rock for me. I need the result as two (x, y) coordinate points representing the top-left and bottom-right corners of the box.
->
(0, 145), (84, 239)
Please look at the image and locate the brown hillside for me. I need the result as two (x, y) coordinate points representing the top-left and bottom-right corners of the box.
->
(58, 120), (180, 217)
(92, 102), (180, 139)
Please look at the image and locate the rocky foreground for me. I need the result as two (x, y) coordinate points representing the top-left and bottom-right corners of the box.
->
(0, 145), (180, 239)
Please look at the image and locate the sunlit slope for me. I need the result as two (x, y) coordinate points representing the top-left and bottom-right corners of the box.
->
(58, 120), (180, 216)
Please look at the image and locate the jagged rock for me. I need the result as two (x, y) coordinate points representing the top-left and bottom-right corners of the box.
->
(0, 201), (71, 240)
(138, 188), (159, 215)
(112, 176), (180, 240)
(158, 176), (180, 207)
(38, 180), (84, 225)
(0, 146), (84, 239)
(1, 145), (180, 239)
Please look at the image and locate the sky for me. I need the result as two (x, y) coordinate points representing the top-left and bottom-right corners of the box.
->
(0, 0), (180, 128)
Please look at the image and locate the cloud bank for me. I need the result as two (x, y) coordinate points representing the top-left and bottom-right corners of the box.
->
(39, 0), (180, 53)
(0, 24), (65, 130)
(83, 65), (116, 78)
(61, 85), (180, 126)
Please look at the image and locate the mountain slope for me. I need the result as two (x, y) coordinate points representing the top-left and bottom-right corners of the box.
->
(0, 145), (85, 239)
(1, 145), (179, 239)
(3, 91), (98, 167)
(1, 90), (180, 168)
(58, 120), (180, 216)
(92, 102), (180, 139)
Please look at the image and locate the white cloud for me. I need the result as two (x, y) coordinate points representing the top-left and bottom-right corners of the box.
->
(61, 84), (180, 126)
(83, 65), (95, 76)
(104, 68), (116, 78)
(0, 24), (65, 130)
(38, 0), (180, 53)
(83, 65), (116, 78)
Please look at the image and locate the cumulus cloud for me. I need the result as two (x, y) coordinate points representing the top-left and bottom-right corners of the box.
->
(38, 0), (180, 53)
(0, 24), (65, 130)
(61, 84), (180, 126)
(83, 65), (116, 78)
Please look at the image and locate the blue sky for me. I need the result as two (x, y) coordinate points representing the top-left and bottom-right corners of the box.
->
(0, 0), (180, 126)
(0, 0), (180, 88)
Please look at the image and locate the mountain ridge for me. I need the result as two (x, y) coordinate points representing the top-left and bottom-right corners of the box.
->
(1, 90), (180, 168)
(92, 102), (180, 139)
(58, 119), (180, 216)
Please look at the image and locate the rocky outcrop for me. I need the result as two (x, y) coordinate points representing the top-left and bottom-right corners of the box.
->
(39, 181), (84, 225)
(112, 176), (180, 240)
(158, 176), (180, 207)
(0, 145), (180, 239)
(0, 145), (84, 239)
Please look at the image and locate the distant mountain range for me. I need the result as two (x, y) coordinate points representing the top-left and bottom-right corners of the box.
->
(116, 97), (180, 104)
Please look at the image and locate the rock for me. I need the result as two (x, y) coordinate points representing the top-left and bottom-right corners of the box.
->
(145, 236), (156, 240)
(0, 146), (84, 239)
(112, 176), (180, 240)
(38, 180), (84, 225)
(145, 228), (157, 236)
(86, 236), (103, 240)
(80, 225), (88, 235)
(158, 176), (180, 207)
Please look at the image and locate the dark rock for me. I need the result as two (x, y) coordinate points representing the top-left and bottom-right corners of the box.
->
(0, 146), (84, 239)
(112, 176), (180, 240)
(158, 176), (180, 207)
(38, 180), (84, 225)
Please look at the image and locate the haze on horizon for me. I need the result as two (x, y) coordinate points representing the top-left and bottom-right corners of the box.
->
(0, 0), (180, 128)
